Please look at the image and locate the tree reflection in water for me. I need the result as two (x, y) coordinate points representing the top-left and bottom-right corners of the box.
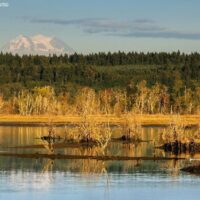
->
(41, 139), (55, 154)
(42, 159), (54, 173)
(0, 125), (196, 178)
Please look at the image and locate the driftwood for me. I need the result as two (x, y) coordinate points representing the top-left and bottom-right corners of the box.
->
(7, 142), (100, 149)
(0, 152), (185, 161)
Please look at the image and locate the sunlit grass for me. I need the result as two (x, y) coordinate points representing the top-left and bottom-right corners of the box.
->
(0, 114), (199, 125)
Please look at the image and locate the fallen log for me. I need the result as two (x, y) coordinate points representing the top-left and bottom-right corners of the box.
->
(0, 152), (186, 161)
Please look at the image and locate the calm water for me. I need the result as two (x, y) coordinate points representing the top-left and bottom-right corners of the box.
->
(0, 126), (200, 200)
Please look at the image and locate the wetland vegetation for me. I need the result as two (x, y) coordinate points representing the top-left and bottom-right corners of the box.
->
(0, 52), (200, 180)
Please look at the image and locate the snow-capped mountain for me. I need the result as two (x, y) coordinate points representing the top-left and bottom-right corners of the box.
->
(1, 34), (75, 56)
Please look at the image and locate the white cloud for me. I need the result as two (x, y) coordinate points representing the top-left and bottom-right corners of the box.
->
(0, 2), (9, 7)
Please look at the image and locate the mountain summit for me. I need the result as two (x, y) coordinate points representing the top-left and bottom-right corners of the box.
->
(1, 34), (75, 56)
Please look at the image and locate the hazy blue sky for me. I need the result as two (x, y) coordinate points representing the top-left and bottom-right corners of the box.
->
(1, 0), (200, 53)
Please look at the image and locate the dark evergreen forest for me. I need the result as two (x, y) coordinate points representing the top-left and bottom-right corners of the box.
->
(0, 51), (199, 96)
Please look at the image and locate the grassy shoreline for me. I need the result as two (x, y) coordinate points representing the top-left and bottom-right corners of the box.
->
(0, 114), (199, 126)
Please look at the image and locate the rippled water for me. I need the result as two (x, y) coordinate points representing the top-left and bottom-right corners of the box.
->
(0, 126), (200, 200)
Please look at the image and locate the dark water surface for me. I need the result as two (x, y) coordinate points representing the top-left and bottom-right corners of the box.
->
(0, 126), (200, 200)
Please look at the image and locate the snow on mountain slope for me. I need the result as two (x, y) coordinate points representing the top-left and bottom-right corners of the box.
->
(1, 34), (75, 56)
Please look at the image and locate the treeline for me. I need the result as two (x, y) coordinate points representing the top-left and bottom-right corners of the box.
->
(0, 83), (199, 115)
(0, 50), (199, 66)
(0, 52), (200, 114)
(1, 51), (199, 66)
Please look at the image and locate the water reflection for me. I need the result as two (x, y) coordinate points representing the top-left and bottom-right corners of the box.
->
(0, 125), (197, 175)
(1, 126), (200, 200)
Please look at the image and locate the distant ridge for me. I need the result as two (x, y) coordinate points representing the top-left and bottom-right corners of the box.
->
(1, 34), (75, 56)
